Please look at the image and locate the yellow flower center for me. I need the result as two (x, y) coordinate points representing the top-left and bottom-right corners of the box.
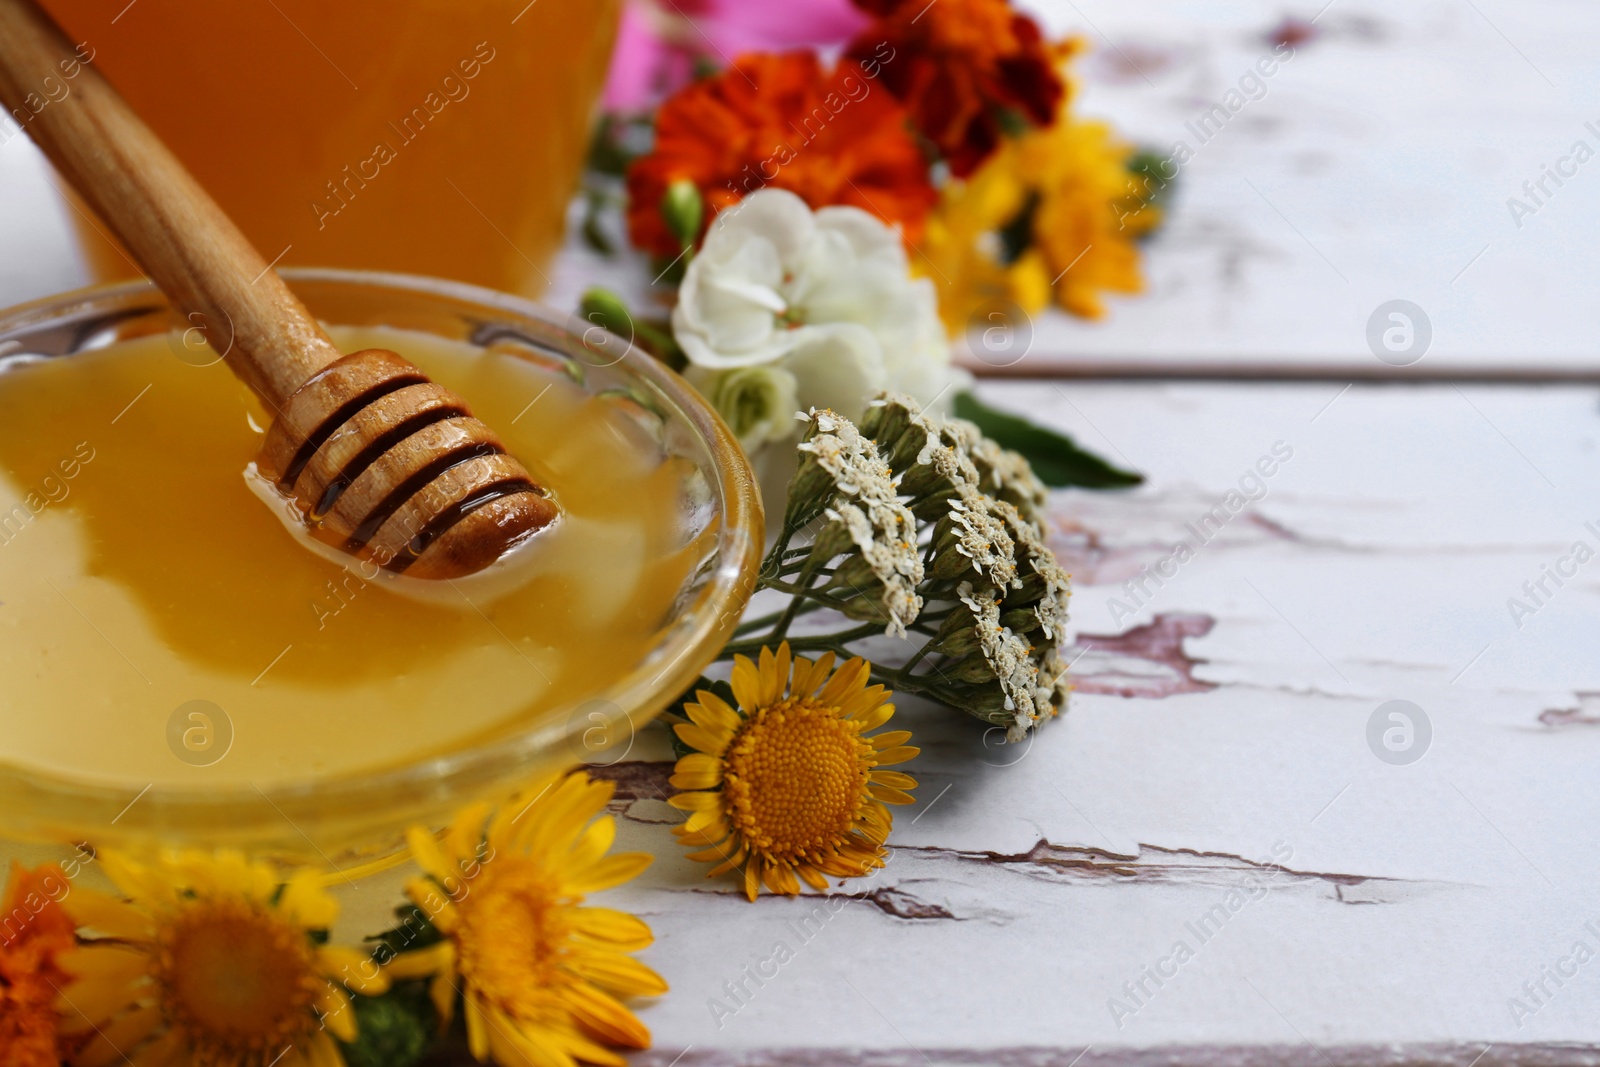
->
(723, 697), (871, 862)
(455, 858), (570, 1019)
(156, 898), (320, 1061)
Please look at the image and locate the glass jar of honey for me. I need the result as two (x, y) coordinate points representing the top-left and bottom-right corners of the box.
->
(0, 270), (761, 859)
(37, 0), (619, 296)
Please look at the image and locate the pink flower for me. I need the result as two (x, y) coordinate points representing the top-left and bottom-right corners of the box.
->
(602, 0), (871, 112)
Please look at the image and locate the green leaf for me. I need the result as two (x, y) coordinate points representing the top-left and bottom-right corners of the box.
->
(953, 391), (1142, 489)
(338, 981), (438, 1067)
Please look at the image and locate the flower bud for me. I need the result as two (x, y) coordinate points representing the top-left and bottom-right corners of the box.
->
(661, 179), (704, 249)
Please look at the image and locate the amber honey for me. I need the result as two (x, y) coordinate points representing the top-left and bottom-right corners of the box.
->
(0, 326), (696, 789)
(37, 0), (619, 295)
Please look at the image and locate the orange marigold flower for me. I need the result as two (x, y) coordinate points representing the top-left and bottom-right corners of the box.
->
(844, 0), (1064, 177)
(0, 863), (75, 1067)
(626, 51), (937, 258)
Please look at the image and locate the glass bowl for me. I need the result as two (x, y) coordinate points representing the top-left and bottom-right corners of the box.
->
(0, 269), (762, 858)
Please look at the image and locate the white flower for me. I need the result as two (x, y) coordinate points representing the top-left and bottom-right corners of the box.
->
(673, 189), (961, 429)
(686, 364), (798, 451)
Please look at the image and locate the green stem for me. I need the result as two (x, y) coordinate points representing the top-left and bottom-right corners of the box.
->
(720, 622), (881, 659)
(733, 609), (789, 636)
(900, 637), (936, 675)
(877, 664), (968, 707)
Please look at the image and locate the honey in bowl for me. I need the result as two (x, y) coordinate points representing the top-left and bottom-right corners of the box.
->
(0, 324), (700, 790)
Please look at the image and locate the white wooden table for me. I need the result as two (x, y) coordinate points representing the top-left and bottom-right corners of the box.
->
(4, 2), (1598, 1063)
(587, 377), (1600, 1067)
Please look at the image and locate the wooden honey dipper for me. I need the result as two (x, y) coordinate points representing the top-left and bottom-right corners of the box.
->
(0, 0), (558, 579)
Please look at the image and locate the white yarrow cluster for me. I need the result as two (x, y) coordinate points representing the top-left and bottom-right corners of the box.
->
(767, 393), (1072, 743)
(797, 408), (924, 637)
(957, 581), (1046, 741)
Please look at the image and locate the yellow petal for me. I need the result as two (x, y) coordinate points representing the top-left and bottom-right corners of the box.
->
(58, 949), (149, 1026)
(869, 730), (913, 750)
(405, 826), (457, 886)
(565, 815), (617, 875)
(856, 703), (895, 731)
(873, 746), (920, 766)
(489, 775), (558, 850)
(403, 877), (458, 933)
(669, 768), (722, 791)
(573, 906), (654, 950)
(306, 1032), (345, 1067)
(550, 1028), (628, 1067)
(742, 861), (761, 901)
(445, 800), (493, 860)
(317, 984), (358, 1042)
(684, 843), (735, 863)
(320, 945), (389, 996)
(796, 864), (830, 891)
(666, 791), (721, 811)
(566, 851), (652, 895)
(557, 983), (651, 1049)
(279, 869), (339, 929)
(791, 651), (835, 698)
(72, 1002), (161, 1067)
(465, 991), (492, 1061)
(818, 657), (870, 705)
(768, 643), (792, 705)
(61, 942), (149, 982)
(674, 822), (732, 848)
(669, 753), (724, 789)
(729, 654), (762, 713)
(97, 850), (173, 910)
(505, 1022), (576, 1067)
(841, 687), (889, 719)
(684, 694), (741, 731)
(566, 950), (669, 997)
(704, 842), (749, 877)
(680, 808), (724, 836)
(63, 887), (156, 941)
(868, 784), (917, 805)
(870, 770), (917, 790)
(430, 969), (458, 1028)
(384, 939), (456, 981)
(672, 723), (731, 757)
(513, 773), (597, 857)
(762, 862), (799, 896)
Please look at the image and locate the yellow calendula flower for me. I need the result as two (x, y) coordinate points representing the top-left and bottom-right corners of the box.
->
(1023, 115), (1160, 321)
(670, 643), (919, 900)
(919, 39), (1161, 329)
(386, 771), (666, 1067)
(918, 144), (1054, 334)
(59, 849), (385, 1067)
